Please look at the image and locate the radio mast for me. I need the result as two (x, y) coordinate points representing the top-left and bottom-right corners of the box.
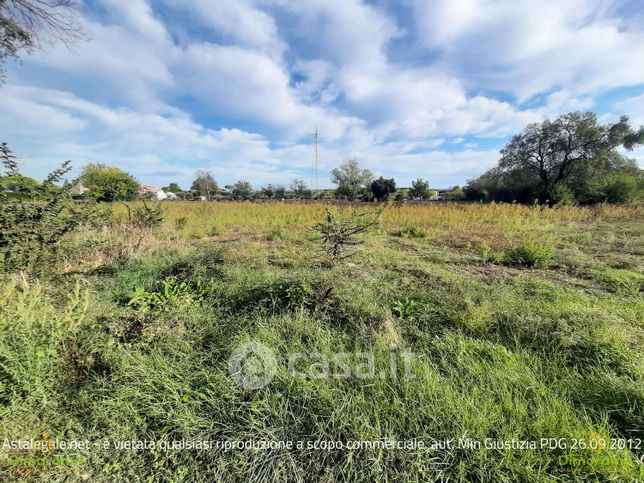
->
(313, 126), (319, 197)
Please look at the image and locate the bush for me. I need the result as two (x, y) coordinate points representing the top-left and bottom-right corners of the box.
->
(0, 147), (108, 271)
(124, 201), (165, 229)
(313, 208), (381, 259)
(79, 163), (140, 202)
(503, 238), (553, 268)
(397, 226), (428, 239)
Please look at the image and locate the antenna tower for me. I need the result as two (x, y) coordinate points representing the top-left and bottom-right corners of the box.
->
(313, 126), (319, 197)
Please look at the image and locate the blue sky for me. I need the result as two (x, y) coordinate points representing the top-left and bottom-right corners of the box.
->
(1, 0), (643, 189)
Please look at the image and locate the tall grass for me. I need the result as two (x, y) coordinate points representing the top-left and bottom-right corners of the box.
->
(1, 202), (642, 480)
(111, 201), (643, 238)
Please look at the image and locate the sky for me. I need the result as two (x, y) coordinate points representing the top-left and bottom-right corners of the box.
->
(1, 0), (644, 190)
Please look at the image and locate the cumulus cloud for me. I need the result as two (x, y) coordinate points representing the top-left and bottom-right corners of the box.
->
(1, 0), (642, 187)
(411, 0), (644, 100)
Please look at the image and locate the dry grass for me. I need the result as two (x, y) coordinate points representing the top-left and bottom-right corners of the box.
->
(111, 201), (644, 239)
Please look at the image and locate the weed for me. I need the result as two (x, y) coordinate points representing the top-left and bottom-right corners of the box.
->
(314, 208), (381, 259)
(503, 238), (554, 268)
(397, 226), (429, 239)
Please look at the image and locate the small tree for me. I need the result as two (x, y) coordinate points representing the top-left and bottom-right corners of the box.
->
(163, 182), (183, 193)
(79, 163), (139, 202)
(231, 180), (254, 200)
(442, 185), (465, 201)
(191, 170), (218, 199)
(370, 176), (396, 202)
(290, 177), (309, 198)
(260, 184), (275, 199)
(313, 208), (381, 259)
(331, 160), (373, 201)
(409, 178), (431, 200)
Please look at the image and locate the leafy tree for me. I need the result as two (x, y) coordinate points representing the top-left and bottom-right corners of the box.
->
(259, 184), (286, 200)
(191, 170), (218, 198)
(442, 185), (465, 201)
(231, 180), (254, 200)
(370, 176), (396, 201)
(162, 182), (183, 194)
(331, 160), (373, 201)
(290, 177), (310, 198)
(0, 0), (86, 82)
(260, 184), (273, 198)
(79, 163), (139, 202)
(409, 178), (431, 200)
(498, 112), (643, 204)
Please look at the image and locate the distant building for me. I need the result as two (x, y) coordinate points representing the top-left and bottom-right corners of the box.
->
(70, 182), (89, 197)
(138, 185), (178, 200)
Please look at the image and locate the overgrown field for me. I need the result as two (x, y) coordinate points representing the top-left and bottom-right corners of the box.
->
(1, 202), (643, 481)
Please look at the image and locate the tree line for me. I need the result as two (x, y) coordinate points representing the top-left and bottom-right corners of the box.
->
(1, 111), (642, 205)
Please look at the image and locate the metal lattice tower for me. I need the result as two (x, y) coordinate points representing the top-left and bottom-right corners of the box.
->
(313, 126), (319, 197)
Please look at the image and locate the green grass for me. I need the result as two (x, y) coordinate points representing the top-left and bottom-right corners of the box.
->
(1, 203), (643, 481)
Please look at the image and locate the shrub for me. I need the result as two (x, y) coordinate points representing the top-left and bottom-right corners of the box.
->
(313, 208), (381, 259)
(79, 163), (140, 202)
(0, 146), (107, 271)
(503, 238), (553, 268)
(174, 216), (188, 231)
(398, 226), (428, 239)
(477, 242), (491, 263)
(124, 201), (165, 229)
(127, 277), (215, 312)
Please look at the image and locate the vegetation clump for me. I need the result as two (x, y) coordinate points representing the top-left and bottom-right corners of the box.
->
(314, 208), (381, 259)
(503, 238), (554, 268)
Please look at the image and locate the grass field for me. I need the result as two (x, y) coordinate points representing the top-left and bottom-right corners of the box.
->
(1, 201), (643, 481)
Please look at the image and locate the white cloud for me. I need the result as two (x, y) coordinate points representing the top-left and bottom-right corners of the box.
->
(160, 0), (286, 55)
(1, 0), (642, 188)
(412, 0), (644, 100)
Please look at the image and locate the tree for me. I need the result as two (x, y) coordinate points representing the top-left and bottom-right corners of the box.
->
(274, 184), (286, 199)
(409, 178), (431, 200)
(260, 184), (274, 199)
(231, 180), (253, 200)
(370, 176), (396, 201)
(79, 163), (139, 202)
(191, 170), (218, 198)
(290, 177), (309, 198)
(0, 0), (86, 82)
(442, 185), (465, 201)
(162, 182), (183, 194)
(331, 160), (373, 201)
(498, 112), (643, 204)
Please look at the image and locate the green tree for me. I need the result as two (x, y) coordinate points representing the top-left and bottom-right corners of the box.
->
(231, 180), (254, 200)
(162, 182), (183, 194)
(79, 163), (139, 202)
(498, 112), (643, 204)
(290, 177), (310, 198)
(191, 170), (218, 198)
(331, 160), (373, 201)
(409, 178), (431, 200)
(370, 176), (396, 201)
(442, 185), (465, 201)
(260, 184), (284, 199)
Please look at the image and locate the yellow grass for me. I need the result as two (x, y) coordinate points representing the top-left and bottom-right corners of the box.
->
(111, 201), (644, 239)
